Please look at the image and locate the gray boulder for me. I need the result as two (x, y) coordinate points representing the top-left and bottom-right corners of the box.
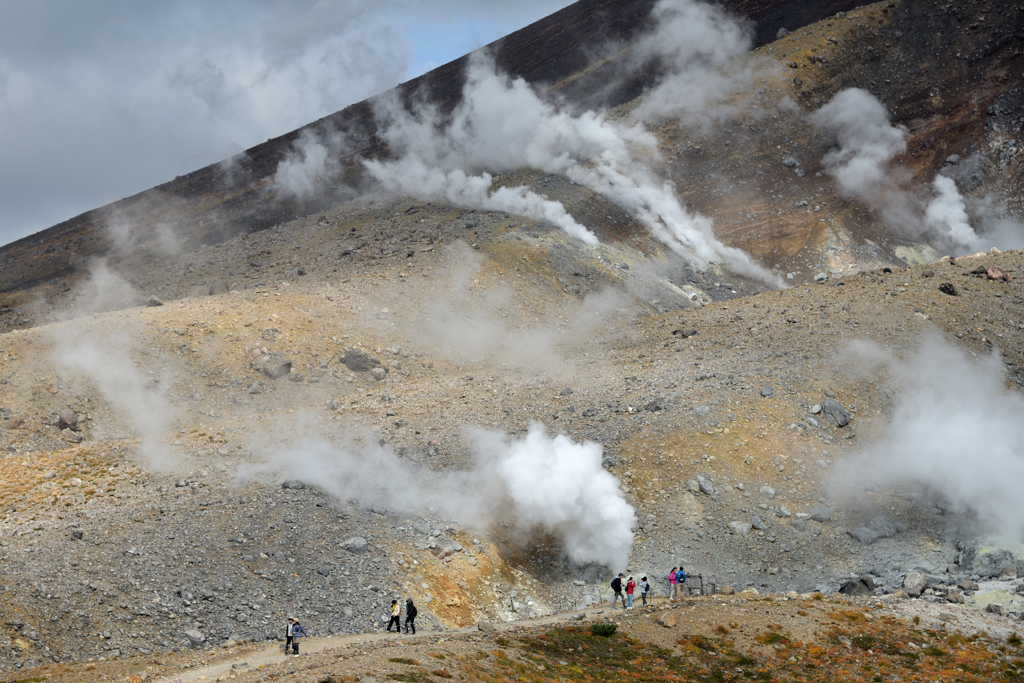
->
(281, 480), (306, 490)
(821, 399), (850, 427)
(868, 515), (899, 538)
(808, 505), (831, 523)
(903, 571), (928, 597)
(185, 628), (206, 647)
(341, 537), (368, 553)
(696, 476), (715, 495)
(342, 348), (381, 372)
(57, 408), (77, 430)
(848, 527), (880, 545)
(728, 521), (752, 536)
(262, 355), (292, 380)
(839, 575), (875, 596)
(751, 515), (768, 531)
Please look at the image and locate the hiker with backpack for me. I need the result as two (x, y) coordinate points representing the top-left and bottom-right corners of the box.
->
(667, 566), (678, 600)
(639, 576), (651, 606)
(610, 573), (626, 609)
(676, 566), (687, 596)
(404, 598), (418, 634)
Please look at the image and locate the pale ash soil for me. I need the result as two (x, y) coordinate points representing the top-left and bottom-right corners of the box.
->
(0, 232), (1021, 675)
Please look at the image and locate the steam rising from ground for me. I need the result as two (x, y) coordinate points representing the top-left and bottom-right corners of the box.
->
(247, 422), (635, 569)
(365, 49), (779, 284)
(272, 128), (348, 200)
(832, 335), (1024, 541)
(49, 261), (179, 469)
(811, 88), (1024, 253)
(631, 0), (756, 122)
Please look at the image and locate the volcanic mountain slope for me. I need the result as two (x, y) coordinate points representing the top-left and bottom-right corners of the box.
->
(2, 0), (1024, 330)
(1, 0), (1024, 676)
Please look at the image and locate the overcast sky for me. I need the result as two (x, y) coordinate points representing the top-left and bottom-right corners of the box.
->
(0, 0), (572, 247)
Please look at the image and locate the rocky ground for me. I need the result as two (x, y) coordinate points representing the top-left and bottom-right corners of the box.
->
(0, 0), (1023, 677)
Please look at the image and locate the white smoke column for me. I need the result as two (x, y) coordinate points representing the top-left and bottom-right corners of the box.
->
(811, 88), (991, 252)
(366, 54), (781, 285)
(52, 327), (177, 470)
(271, 128), (343, 200)
(473, 424), (636, 569)
(831, 336), (1024, 540)
(631, 0), (756, 122)
(251, 422), (635, 569)
(926, 175), (982, 250)
(810, 88), (908, 201)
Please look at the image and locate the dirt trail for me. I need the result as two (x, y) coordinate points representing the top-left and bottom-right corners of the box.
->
(169, 605), (607, 682)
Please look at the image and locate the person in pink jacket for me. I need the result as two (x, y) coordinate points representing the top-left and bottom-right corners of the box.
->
(668, 566), (678, 600)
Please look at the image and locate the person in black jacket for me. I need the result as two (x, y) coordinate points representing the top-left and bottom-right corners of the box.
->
(404, 598), (418, 634)
(610, 573), (626, 609)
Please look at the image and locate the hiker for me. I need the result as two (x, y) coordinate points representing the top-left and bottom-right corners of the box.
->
(387, 599), (402, 632)
(668, 566), (678, 600)
(639, 576), (650, 606)
(625, 576), (636, 609)
(610, 573), (626, 609)
(286, 616), (307, 656)
(404, 598), (418, 634)
(676, 566), (687, 597)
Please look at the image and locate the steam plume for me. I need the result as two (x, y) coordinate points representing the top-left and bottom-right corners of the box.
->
(831, 335), (1024, 541)
(249, 422), (635, 569)
(811, 88), (1024, 253)
(631, 0), (756, 122)
(50, 261), (178, 469)
(366, 51), (781, 284)
(271, 128), (347, 200)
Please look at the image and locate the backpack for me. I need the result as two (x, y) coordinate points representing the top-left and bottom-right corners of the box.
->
(677, 569), (687, 583)
(407, 603), (418, 619)
(611, 576), (622, 592)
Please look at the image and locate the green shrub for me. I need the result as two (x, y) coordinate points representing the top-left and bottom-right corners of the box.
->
(590, 623), (618, 637)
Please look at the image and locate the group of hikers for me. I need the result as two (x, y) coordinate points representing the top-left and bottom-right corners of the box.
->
(610, 566), (688, 608)
(282, 597), (418, 656)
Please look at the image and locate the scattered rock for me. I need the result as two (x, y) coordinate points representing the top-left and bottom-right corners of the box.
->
(281, 480), (306, 490)
(370, 367), (387, 381)
(760, 386), (774, 397)
(145, 295), (163, 307)
(998, 568), (1018, 581)
(185, 629), (205, 647)
(848, 527), (880, 545)
(60, 428), (82, 443)
(938, 282), (957, 296)
(696, 476), (715, 495)
(808, 506), (831, 523)
(57, 408), (77, 430)
(782, 157), (798, 168)
(478, 622), (496, 632)
(262, 355), (292, 380)
(986, 603), (1008, 616)
(657, 613), (677, 628)
(720, 585), (735, 595)
(839, 576), (875, 596)
(903, 571), (928, 597)
(342, 348), (381, 372)
(946, 589), (965, 604)
(341, 537), (368, 553)
(261, 328), (282, 341)
(987, 267), (1013, 282)
(728, 521), (752, 537)
(751, 515), (767, 531)
(821, 399), (850, 427)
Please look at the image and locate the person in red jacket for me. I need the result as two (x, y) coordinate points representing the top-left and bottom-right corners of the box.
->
(625, 576), (636, 609)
